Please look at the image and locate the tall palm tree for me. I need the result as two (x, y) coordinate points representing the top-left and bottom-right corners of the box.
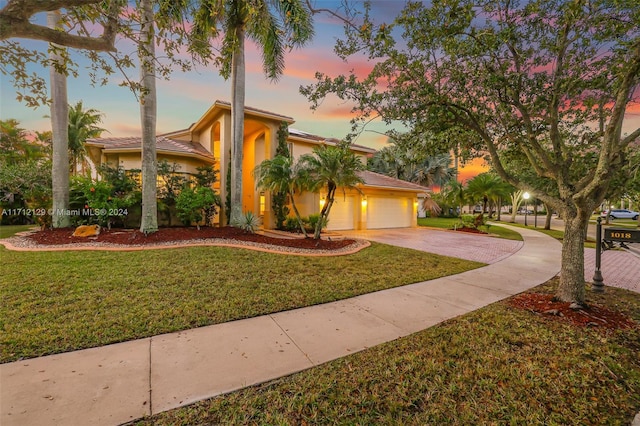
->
(67, 101), (105, 175)
(47, 10), (70, 228)
(300, 144), (364, 239)
(192, 0), (314, 225)
(138, 0), (158, 235)
(253, 155), (309, 237)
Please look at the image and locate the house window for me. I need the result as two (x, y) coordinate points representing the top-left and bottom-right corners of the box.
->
(259, 192), (266, 216)
(288, 142), (294, 158)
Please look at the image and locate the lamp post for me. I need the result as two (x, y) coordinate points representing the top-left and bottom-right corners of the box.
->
(523, 192), (530, 226)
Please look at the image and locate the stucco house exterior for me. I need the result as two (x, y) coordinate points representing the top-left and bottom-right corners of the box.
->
(86, 100), (430, 231)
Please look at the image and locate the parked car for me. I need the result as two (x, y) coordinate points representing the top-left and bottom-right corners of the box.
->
(601, 209), (639, 220)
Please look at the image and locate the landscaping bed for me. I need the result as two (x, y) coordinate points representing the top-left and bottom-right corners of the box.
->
(22, 226), (355, 250)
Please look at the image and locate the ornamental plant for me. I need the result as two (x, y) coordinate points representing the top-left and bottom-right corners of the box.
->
(175, 186), (220, 229)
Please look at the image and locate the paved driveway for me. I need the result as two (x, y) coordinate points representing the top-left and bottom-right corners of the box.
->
(339, 228), (523, 264)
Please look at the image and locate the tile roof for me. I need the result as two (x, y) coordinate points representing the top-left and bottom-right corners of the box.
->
(289, 128), (376, 153)
(86, 136), (214, 161)
(358, 170), (431, 193)
(214, 100), (294, 122)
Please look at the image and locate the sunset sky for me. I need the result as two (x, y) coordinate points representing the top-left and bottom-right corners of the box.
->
(2, 0), (638, 184)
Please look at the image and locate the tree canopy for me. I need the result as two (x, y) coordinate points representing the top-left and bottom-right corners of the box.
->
(301, 0), (640, 304)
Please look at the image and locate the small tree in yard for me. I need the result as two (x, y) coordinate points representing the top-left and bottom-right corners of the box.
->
(176, 186), (220, 229)
(254, 155), (310, 237)
(299, 144), (364, 239)
(272, 122), (291, 230)
(176, 164), (221, 229)
(302, 0), (640, 305)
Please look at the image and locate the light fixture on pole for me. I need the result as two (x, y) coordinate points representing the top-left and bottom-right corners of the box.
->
(523, 192), (530, 226)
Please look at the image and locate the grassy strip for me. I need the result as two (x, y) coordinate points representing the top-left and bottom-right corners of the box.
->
(136, 281), (640, 425)
(503, 221), (599, 249)
(418, 217), (522, 241)
(0, 224), (36, 239)
(0, 243), (483, 362)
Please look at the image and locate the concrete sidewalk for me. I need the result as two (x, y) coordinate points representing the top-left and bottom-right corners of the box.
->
(1, 225), (561, 426)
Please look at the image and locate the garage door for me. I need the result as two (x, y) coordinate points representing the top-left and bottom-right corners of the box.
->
(368, 197), (412, 229)
(326, 196), (355, 230)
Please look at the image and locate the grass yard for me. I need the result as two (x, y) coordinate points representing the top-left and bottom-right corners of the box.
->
(135, 279), (640, 425)
(0, 243), (484, 363)
(0, 224), (36, 239)
(504, 222), (598, 249)
(418, 217), (522, 241)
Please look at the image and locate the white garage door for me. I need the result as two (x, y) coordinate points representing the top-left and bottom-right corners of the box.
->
(326, 196), (355, 230)
(368, 197), (412, 229)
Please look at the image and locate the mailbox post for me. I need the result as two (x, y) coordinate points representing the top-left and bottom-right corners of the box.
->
(592, 217), (604, 292)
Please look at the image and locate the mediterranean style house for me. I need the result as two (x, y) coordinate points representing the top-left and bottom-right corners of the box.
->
(86, 100), (430, 231)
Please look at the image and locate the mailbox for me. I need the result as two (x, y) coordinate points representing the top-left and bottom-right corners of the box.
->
(603, 228), (640, 243)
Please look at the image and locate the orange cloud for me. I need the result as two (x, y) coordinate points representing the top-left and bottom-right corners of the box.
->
(457, 157), (489, 183)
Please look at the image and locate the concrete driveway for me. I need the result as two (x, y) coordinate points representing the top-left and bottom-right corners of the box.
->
(339, 227), (523, 264)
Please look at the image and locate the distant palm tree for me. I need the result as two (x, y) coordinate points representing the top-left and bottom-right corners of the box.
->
(191, 0), (314, 225)
(300, 144), (364, 239)
(67, 101), (105, 175)
(254, 155), (309, 237)
(467, 173), (510, 217)
(441, 180), (467, 217)
(409, 153), (454, 187)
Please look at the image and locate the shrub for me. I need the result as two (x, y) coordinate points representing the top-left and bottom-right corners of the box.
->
(231, 211), (261, 233)
(307, 213), (328, 231)
(284, 216), (301, 232)
(176, 186), (220, 229)
(70, 176), (138, 228)
(454, 213), (487, 230)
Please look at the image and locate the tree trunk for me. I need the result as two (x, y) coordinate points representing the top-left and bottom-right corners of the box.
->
(230, 27), (246, 226)
(557, 208), (590, 305)
(48, 11), (70, 229)
(139, 0), (158, 235)
(288, 190), (308, 238)
(544, 202), (552, 230)
(315, 184), (335, 239)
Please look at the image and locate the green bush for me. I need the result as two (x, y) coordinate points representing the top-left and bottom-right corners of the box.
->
(176, 186), (220, 229)
(284, 216), (301, 232)
(70, 176), (138, 228)
(307, 213), (328, 231)
(456, 214), (485, 230)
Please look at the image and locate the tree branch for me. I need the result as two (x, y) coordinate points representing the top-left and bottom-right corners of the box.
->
(0, 0), (116, 51)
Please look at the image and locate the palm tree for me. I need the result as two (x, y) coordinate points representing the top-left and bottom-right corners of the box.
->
(441, 180), (467, 217)
(300, 144), (364, 239)
(138, 0), (158, 235)
(409, 153), (454, 188)
(466, 173), (500, 215)
(191, 0), (314, 225)
(47, 10), (71, 228)
(67, 101), (105, 175)
(253, 155), (309, 237)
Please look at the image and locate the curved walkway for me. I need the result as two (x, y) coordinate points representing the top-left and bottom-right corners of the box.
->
(0, 225), (561, 426)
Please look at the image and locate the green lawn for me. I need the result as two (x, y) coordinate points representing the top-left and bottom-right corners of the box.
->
(135, 279), (640, 425)
(0, 243), (484, 362)
(0, 224), (36, 239)
(504, 222), (598, 249)
(418, 217), (523, 241)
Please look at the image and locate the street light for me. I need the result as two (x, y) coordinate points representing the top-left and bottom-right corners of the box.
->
(523, 192), (530, 226)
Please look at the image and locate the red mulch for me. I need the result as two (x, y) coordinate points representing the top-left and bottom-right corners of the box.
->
(24, 227), (356, 251)
(453, 226), (487, 234)
(507, 293), (637, 331)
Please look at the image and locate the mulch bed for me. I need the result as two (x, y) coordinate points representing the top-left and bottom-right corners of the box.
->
(453, 226), (488, 234)
(507, 292), (637, 331)
(24, 226), (356, 251)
